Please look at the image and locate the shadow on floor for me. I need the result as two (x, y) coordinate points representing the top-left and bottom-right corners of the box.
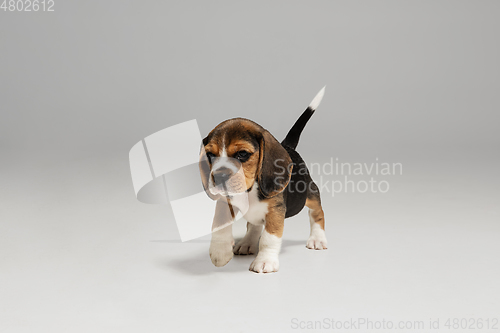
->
(158, 239), (306, 275)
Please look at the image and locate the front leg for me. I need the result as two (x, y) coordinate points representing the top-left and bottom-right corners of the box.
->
(233, 222), (263, 255)
(210, 200), (236, 267)
(249, 205), (284, 273)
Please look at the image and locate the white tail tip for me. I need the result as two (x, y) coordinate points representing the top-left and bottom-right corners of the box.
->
(308, 86), (326, 110)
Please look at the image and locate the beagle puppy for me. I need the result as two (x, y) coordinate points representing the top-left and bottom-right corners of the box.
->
(200, 87), (327, 273)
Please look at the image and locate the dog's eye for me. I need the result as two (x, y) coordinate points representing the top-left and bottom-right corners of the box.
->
(206, 152), (216, 162)
(235, 150), (251, 162)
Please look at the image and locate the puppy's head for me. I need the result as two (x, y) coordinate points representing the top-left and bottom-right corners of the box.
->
(200, 118), (292, 199)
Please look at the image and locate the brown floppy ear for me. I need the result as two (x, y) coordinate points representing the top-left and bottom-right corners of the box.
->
(199, 140), (220, 201)
(257, 131), (293, 198)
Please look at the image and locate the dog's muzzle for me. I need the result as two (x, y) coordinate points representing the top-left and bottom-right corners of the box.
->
(209, 157), (247, 196)
(212, 167), (233, 186)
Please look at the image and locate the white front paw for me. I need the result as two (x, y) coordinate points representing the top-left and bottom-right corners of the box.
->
(249, 254), (279, 273)
(233, 238), (258, 255)
(306, 229), (328, 250)
(210, 242), (234, 267)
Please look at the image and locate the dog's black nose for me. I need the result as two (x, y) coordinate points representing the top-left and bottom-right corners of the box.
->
(213, 167), (233, 186)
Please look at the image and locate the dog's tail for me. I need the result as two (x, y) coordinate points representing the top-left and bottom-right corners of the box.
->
(281, 86), (326, 150)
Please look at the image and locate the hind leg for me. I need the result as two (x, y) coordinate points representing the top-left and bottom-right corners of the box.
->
(305, 182), (328, 250)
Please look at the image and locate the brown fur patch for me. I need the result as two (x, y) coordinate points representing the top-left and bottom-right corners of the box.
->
(204, 143), (220, 156)
(263, 196), (286, 237)
(227, 140), (260, 190)
(226, 140), (256, 156)
(305, 198), (325, 230)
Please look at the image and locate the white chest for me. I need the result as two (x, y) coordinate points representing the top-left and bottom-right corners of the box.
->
(242, 186), (268, 225)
